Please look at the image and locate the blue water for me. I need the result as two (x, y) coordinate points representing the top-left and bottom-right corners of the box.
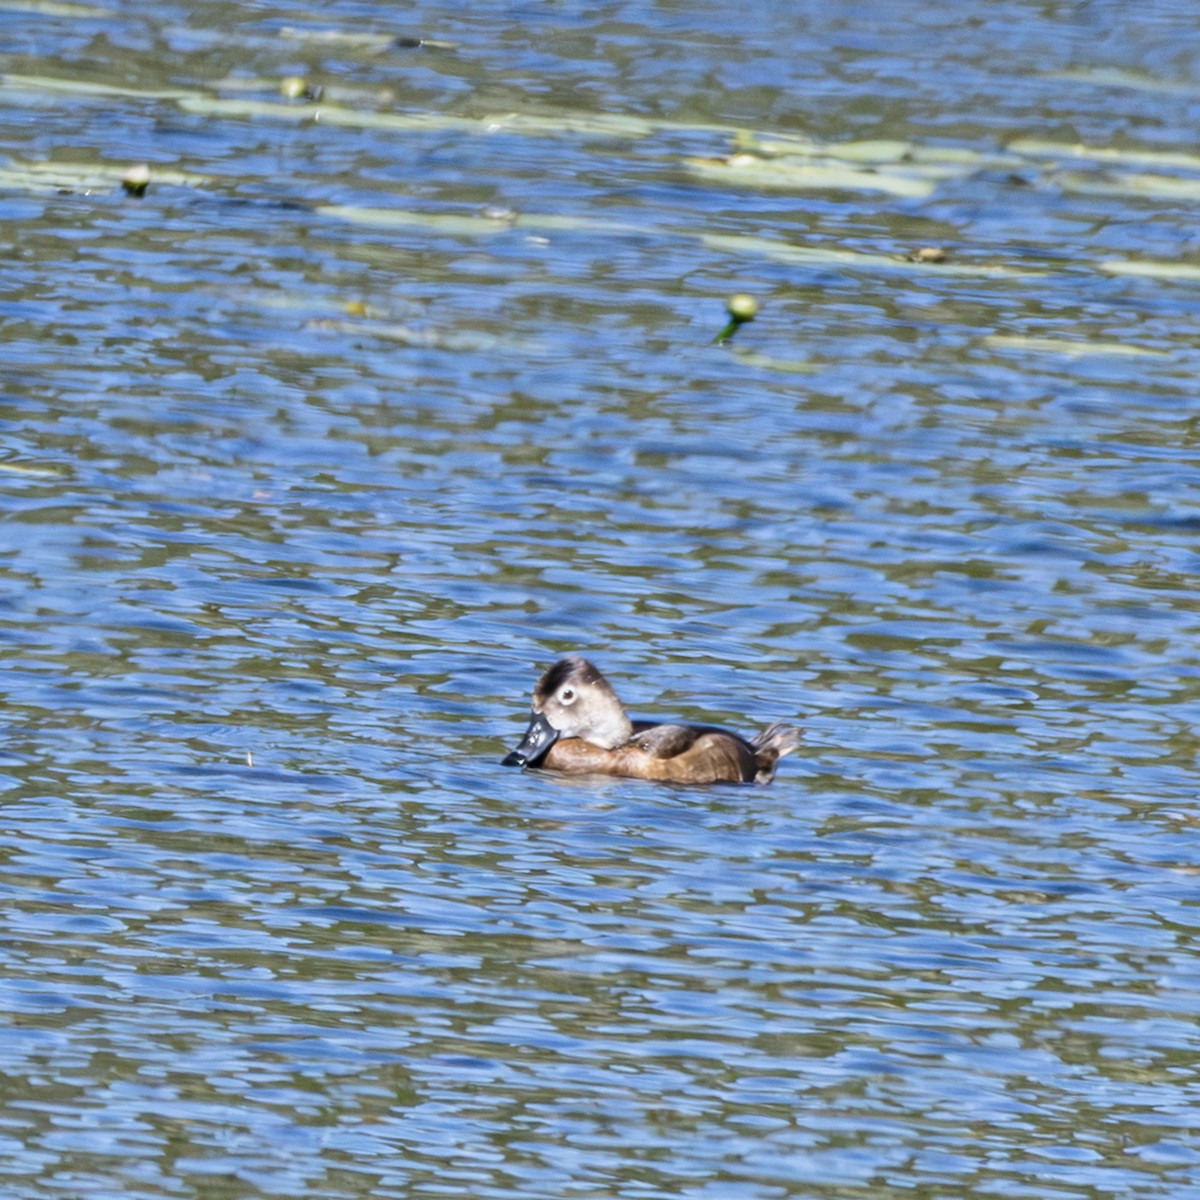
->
(3, 2), (1200, 1197)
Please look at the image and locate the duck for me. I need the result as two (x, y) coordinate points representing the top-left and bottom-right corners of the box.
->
(501, 655), (798, 784)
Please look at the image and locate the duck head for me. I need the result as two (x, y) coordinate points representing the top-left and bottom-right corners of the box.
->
(502, 655), (634, 767)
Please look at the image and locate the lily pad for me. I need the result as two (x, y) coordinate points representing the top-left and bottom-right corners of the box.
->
(725, 347), (816, 374)
(0, 0), (108, 14)
(0, 458), (67, 477)
(1010, 137), (1200, 173)
(685, 153), (939, 198)
(0, 157), (210, 193)
(984, 334), (1168, 358)
(1098, 259), (1200, 282)
(0, 71), (192, 101)
(1047, 68), (1200, 97)
(697, 232), (1042, 278)
(307, 317), (529, 354)
(177, 94), (658, 141)
(318, 203), (646, 240)
(1056, 170), (1200, 202)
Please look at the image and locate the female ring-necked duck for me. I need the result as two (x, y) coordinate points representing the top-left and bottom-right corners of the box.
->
(501, 655), (798, 784)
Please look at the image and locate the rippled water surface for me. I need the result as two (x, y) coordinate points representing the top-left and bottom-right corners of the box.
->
(4, 1), (1200, 1197)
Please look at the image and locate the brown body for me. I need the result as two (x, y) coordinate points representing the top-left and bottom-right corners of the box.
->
(502, 657), (798, 785)
(542, 724), (761, 783)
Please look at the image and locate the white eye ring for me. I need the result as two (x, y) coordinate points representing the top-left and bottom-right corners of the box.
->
(560, 688), (576, 704)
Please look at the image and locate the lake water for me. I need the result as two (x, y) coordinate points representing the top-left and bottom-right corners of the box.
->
(3, 2), (1200, 1197)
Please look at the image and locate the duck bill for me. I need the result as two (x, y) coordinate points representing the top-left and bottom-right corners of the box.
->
(501, 710), (560, 768)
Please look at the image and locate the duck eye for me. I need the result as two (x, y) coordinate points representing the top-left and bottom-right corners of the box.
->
(560, 688), (576, 704)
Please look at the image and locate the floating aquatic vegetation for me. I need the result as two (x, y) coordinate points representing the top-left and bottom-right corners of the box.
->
(306, 317), (524, 354)
(984, 334), (1169, 358)
(0, 157), (209, 193)
(1, 64), (1195, 308)
(686, 133), (1016, 201)
(176, 93), (660, 141)
(1004, 136), (1200, 206)
(712, 294), (758, 345)
(317, 203), (646, 240)
(728, 131), (1002, 168)
(696, 232), (1041, 278)
(1009, 138), (1200, 173)
(320, 203), (1006, 283)
(278, 26), (458, 52)
(0, 0), (108, 14)
(479, 109), (658, 139)
(0, 71), (192, 101)
(1098, 260), (1200, 283)
(121, 163), (151, 196)
(725, 347), (815, 374)
(0, 459), (66, 478)
(1047, 67), (1200, 97)
(208, 75), (383, 111)
(279, 75), (323, 102)
(1055, 170), (1200, 202)
(0, 70), (656, 141)
(277, 27), (412, 52)
(685, 151), (939, 198)
(318, 204), (526, 238)
(177, 93), (409, 129)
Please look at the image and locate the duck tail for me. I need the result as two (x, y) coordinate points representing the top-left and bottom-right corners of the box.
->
(749, 723), (800, 784)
